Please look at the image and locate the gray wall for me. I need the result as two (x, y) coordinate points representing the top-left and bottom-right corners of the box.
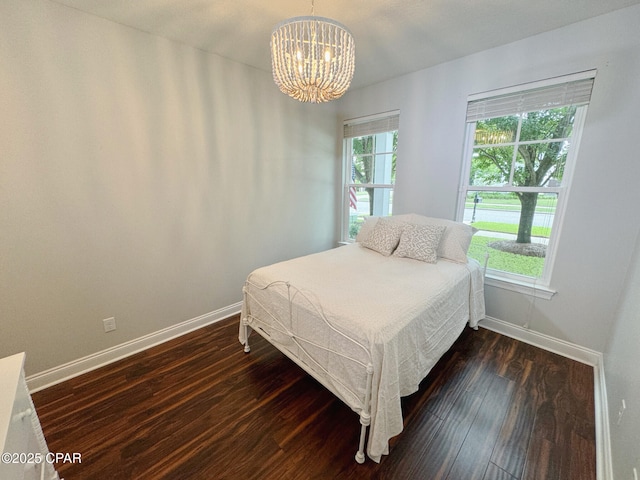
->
(0, 0), (340, 376)
(605, 227), (640, 478)
(2, 1), (639, 477)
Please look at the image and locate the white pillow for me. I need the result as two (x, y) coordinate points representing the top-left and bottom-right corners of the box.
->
(355, 216), (379, 243)
(393, 223), (446, 263)
(407, 214), (477, 264)
(361, 217), (404, 256)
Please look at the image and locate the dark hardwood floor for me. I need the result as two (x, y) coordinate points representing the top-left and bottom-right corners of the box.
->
(32, 315), (596, 480)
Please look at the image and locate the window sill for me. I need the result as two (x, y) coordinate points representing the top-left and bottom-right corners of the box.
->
(484, 274), (557, 300)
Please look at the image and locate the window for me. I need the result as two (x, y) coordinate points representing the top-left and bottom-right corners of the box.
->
(457, 72), (595, 291)
(342, 112), (399, 241)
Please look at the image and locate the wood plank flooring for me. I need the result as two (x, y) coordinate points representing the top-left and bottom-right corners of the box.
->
(31, 315), (596, 480)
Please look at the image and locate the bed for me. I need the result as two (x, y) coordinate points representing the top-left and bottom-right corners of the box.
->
(239, 214), (485, 463)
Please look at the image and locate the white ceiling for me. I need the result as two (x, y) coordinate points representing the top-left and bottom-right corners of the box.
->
(52, 0), (640, 89)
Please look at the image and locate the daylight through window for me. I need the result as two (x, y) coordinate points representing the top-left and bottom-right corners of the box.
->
(458, 72), (595, 286)
(342, 112), (399, 241)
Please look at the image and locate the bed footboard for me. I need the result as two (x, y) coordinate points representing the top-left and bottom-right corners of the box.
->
(241, 280), (374, 463)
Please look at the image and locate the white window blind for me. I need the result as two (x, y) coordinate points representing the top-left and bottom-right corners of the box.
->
(343, 113), (400, 138)
(466, 73), (595, 123)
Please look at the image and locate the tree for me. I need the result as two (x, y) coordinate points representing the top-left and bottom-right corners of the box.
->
(352, 136), (375, 215)
(472, 106), (575, 244)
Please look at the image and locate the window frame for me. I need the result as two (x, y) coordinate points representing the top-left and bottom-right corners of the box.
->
(456, 72), (595, 294)
(341, 111), (399, 243)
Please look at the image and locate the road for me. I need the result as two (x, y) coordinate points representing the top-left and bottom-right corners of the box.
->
(351, 200), (556, 229)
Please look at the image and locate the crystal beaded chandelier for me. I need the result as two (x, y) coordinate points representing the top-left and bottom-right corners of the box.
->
(270, 1), (355, 103)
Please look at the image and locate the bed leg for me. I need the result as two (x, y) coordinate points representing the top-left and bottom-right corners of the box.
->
(242, 317), (251, 353)
(241, 286), (251, 353)
(355, 363), (374, 464)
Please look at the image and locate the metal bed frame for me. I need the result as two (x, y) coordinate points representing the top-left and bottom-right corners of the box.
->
(241, 280), (374, 463)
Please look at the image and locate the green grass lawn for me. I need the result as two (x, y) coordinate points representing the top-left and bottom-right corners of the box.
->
(468, 235), (544, 278)
(471, 221), (551, 238)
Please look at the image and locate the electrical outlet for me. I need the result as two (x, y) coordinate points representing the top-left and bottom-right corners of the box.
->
(103, 317), (116, 333)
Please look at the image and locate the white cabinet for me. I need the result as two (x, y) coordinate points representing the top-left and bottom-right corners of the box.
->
(1, 353), (60, 480)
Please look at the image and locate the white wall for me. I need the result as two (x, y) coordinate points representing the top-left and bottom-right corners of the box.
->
(605, 226), (640, 479)
(0, 0), (340, 376)
(338, 5), (640, 353)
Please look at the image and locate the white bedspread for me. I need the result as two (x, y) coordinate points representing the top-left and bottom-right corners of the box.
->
(239, 243), (485, 461)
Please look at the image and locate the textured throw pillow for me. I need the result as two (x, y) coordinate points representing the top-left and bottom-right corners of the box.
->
(393, 223), (446, 263)
(407, 214), (477, 263)
(355, 214), (413, 243)
(362, 217), (404, 256)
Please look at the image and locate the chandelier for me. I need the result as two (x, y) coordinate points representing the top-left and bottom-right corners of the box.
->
(270, 1), (355, 103)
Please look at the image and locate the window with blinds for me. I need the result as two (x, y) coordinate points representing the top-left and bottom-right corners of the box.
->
(457, 71), (596, 287)
(342, 112), (399, 241)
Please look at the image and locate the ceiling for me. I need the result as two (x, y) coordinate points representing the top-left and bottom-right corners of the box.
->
(52, 0), (640, 89)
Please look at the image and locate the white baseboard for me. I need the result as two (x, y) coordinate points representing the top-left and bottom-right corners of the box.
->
(478, 316), (613, 480)
(479, 316), (601, 365)
(26, 302), (242, 393)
